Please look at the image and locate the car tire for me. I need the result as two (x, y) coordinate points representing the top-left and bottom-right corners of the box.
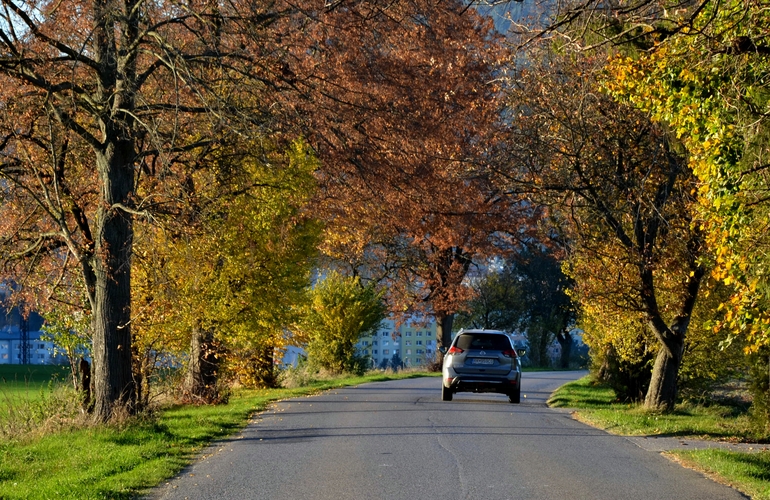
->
(508, 386), (521, 404)
(441, 384), (453, 401)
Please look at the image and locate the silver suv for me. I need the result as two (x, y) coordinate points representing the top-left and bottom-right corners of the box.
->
(439, 329), (522, 403)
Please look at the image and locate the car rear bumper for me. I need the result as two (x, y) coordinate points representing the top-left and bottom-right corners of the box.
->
(444, 374), (520, 394)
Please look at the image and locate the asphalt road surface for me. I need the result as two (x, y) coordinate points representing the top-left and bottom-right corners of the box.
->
(148, 371), (747, 500)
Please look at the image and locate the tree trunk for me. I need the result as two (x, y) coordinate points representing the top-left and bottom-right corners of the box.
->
(79, 357), (92, 412)
(252, 346), (276, 388)
(640, 246), (704, 412)
(644, 333), (684, 412)
(90, 147), (136, 421)
(183, 327), (221, 403)
(556, 329), (573, 369)
(435, 312), (455, 367)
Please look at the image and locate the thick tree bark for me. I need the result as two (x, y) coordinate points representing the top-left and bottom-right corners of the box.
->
(90, 145), (136, 420)
(183, 327), (221, 403)
(88, 2), (140, 422)
(435, 312), (455, 367)
(641, 251), (704, 412)
(644, 334), (684, 411)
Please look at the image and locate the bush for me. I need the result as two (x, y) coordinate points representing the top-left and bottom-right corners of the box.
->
(297, 272), (385, 374)
(595, 341), (654, 402)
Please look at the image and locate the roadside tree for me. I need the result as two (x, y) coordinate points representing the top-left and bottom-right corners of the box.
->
(602, 1), (770, 353)
(0, 0), (290, 420)
(503, 46), (705, 411)
(279, 0), (537, 361)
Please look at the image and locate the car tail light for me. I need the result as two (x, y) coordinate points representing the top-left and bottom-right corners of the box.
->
(448, 346), (464, 355)
(502, 349), (516, 357)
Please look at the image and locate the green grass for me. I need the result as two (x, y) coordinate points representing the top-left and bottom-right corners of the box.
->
(549, 376), (757, 440)
(0, 370), (435, 500)
(673, 449), (770, 500)
(549, 375), (770, 499)
(0, 365), (71, 402)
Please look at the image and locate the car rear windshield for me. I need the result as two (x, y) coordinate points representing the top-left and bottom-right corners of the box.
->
(455, 333), (511, 351)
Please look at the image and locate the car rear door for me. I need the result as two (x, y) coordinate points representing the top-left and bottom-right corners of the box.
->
(451, 333), (514, 376)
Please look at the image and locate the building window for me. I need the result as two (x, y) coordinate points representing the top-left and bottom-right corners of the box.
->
(383, 349), (389, 355)
(405, 340), (411, 346)
(406, 349), (411, 355)
(405, 332), (411, 337)
(383, 340), (389, 346)
(0, 343), (7, 350)
(373, 340), (378, 346)
(373, 350), (378, 354)
(39, 343), (45, 349)
(364, 350), (369, 355)
(39, 353), (45, 359)
(363, 341), (369, 346)
(416, 332), (423, 337)
(416, 358), (422, 364)
(417, 349), (424, 354)
(1, 354), (7, 359)
(381, 331), (388, 337)
(416, 340), (423, 345)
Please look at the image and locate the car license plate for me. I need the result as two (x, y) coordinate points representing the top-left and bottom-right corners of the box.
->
(471, 358), (494, 365)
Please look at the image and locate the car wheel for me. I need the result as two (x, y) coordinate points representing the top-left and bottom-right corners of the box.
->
(441, 384), (453, 401)
(508, 386), (521, 404)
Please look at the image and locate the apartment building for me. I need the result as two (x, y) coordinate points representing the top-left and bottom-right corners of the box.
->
(0, 307), (64, 365)
(357, 317), (437, 369)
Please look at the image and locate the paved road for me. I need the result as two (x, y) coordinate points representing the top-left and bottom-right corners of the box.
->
(148, 371), (746, 500)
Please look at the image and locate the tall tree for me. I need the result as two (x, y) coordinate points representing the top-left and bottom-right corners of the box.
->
(277, 0), (537, 360)
(455, 263), (524, 331)
(0, 0), (285, 420)
(503, 46), (705, 411)
(602, 0), (770, 352)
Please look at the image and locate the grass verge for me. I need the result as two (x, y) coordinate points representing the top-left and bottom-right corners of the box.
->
(672, 449), (770, 500)
(0, 365), (71, 401)
(0, 370), (436, 500)
(549, 375), (770, 499)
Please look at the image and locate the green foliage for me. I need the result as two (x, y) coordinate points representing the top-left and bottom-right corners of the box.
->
(297, 272), (386, 374)
(455, 262), (523, 331)
(40, 310), (91, 389)
(587, 317), (655, 403)
(132, 139), (321, 392)
(604, 1), (770, 352)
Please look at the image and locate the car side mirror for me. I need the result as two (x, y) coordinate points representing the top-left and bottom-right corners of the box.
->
(517, 349), (526, 357)
(438, 346), (448, 355)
